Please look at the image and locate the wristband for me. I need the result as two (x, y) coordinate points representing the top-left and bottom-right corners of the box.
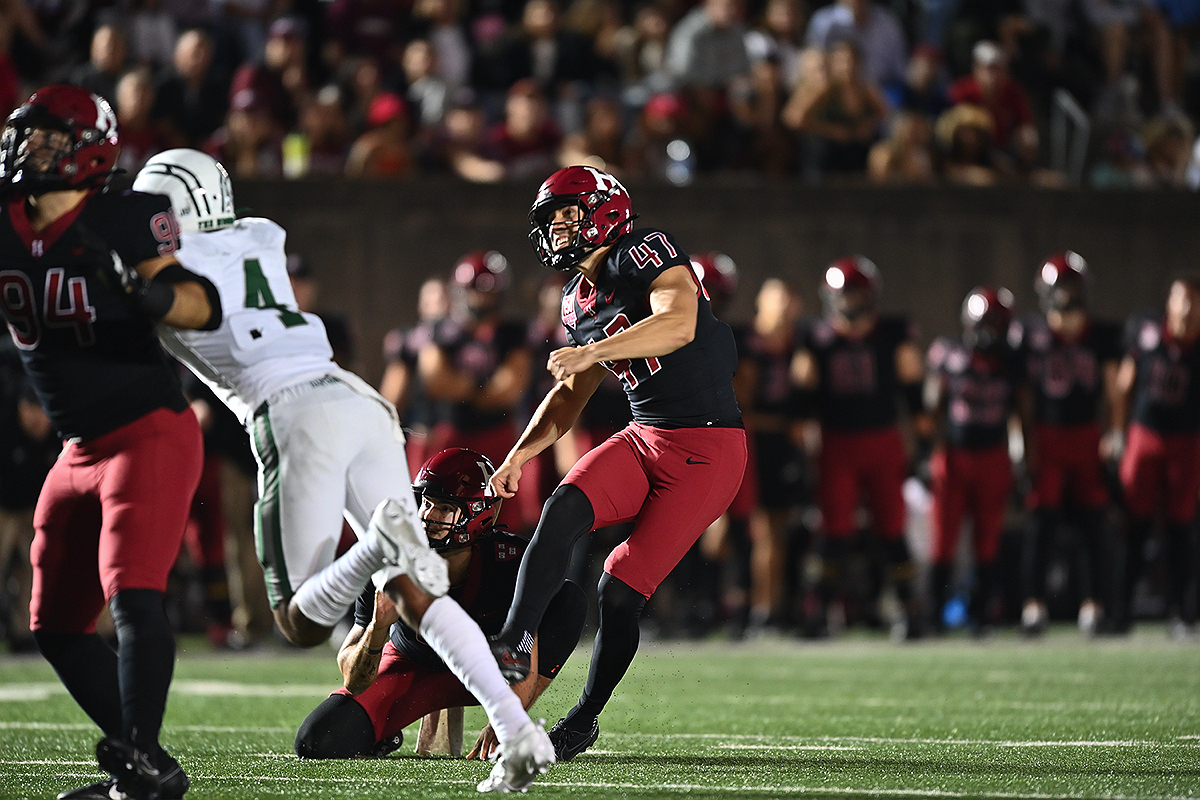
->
(366, 645), (384, 655)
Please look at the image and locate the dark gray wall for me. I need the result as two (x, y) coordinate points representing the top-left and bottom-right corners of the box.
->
(236, 178), (1200, 384)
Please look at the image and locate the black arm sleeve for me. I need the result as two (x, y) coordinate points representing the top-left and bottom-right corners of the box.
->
(153, 263), (224, 331)
(535, 580), (588, 680)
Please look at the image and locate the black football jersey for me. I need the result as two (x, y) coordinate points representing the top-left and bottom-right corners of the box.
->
(803, 315), (916, 431)
(734, 323), (801, 419)
(559, 228), (740, 428)
(429, 315), (528, 431)
(927, 337), (1021, 449)
(354, 530), (528, 670)
(1125, 314), (1200, 434)
(0, 190), (188, 440)
(1011, 315), (1123, 426)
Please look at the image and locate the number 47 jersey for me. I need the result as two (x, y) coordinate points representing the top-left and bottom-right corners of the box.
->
(158, 217), (335, 424)
(560, 227), (741, 428)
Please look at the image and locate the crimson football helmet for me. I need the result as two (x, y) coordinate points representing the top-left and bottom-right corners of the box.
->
(413, 448), (501, 552)
(452, 250), (510, 294)
(690, 252), (738, 303)
(529, 165), (637, 271)
(1035, 251), (1089, 313)
(1, 85), (120, 195)
(821, 255), (880, 322)
(961, 285), (1015, 352)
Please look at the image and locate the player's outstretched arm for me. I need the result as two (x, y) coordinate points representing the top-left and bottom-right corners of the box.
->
(117, 254), (222, 330)
(492, 364), (605, 498)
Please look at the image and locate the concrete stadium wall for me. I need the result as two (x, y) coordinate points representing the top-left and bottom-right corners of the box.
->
(234, 178), (1200, 385)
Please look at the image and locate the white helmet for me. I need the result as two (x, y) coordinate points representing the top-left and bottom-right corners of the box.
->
(133, 148), (235, 234)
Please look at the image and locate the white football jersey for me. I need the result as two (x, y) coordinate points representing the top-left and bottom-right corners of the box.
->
(160, 217), (336, 423)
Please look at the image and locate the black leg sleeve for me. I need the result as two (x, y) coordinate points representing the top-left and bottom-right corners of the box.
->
(501, 484), (595, 648)
(569, 572), (647, 725)
(536, 580), (588, 680)
(33, 630), (122, 737)
(108, 589), (176, 750)
(1022, 509), (1057, 602)
(295, 694), (378, 759)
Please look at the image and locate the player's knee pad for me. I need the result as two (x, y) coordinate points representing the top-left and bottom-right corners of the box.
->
(597, 572), (647, 622)
(295, 694), (376, 759)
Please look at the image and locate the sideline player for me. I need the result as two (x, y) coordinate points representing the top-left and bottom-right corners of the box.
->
(132, 149), (555, 793)
(295, 448), (586, 760)
(1011, 252), (1122, 635)
(0, 86), (219, 800)
(925, 287), (1021, 633)
(791, 256), (929, 638)
(1112, 276), (1200, 637)
(487, 165), (747, 760)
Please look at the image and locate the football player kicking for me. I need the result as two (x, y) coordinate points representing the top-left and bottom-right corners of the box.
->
(295, 448), (586, 762)
(487, 165), (747, 761)
(0, 86), (219, 800)
(132, 150), (555, 793)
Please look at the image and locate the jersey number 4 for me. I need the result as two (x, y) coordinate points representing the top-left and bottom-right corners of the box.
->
(243, 258), (306, 327)
(0, 268), (97, 349)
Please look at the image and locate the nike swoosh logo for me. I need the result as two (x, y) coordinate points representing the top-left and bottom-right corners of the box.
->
(685, 457), (709, 465)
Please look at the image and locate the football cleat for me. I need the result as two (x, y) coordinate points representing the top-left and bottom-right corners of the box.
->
(1020, 600), (1047, 638)
(57, 778), (119, 800)
(367, 498), (450, 597)
(488, 636), (531, 685)
(367, 731), (404, 758)
(547, 717), (599, 762)
(66, 749), (188, 800)
(476, 719), (555, 793)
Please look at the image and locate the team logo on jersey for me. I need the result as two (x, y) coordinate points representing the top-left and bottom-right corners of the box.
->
(561, 292), (577, 329)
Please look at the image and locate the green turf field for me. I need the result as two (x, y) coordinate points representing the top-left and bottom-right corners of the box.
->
(1, 626), (1198, 800)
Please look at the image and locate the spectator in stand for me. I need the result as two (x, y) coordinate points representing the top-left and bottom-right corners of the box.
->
(1141, 113), (1195, 188)
(152, 28), (229, 149)
(745, 0), (806, 89)
(935, 102), (1000, 185)
(324, 0), (411, 77)
(403, 38), (449, 132)
(479, 78), (563, 179)
(1090, 127), (1154, 188)
(420, 89), (506, 182)
(558, 93), (629, 174)
(341, 56), (386, 137)
(1082, 0), (1176, 121)
(345, 91), (414, 177)
(1113, 275), (1200, 638)
(204, 87), (284, 177)
(410, 0), (472, 97)
(623, 90), (699, 182)
(114, 67), (164, 174)
(805, 0), (907, 89)
(884, 44), (949, 120)
(612, 2), (674, 107)
(229, 16), (311, 136)
(868, 110), (936, 184)
(730, 50), (796, 173)
(783, 37), (886, 179)
(67, 24), (127, 107)
(665, 0), (752, 168)
(285, 84), (352, 178)
(946, 41), (1037, 164)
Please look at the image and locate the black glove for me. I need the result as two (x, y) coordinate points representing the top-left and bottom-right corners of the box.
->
(106, 249), (174, 321)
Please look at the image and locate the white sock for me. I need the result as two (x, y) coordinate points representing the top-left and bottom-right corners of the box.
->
(293, 539), (383, 627)
(419, 595), (530, 744)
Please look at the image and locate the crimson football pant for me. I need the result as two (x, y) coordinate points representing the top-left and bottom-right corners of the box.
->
(930, 446), (1012, 627)
(1117, 423), (1200, 624)
(295, 581), (588, 758)
(30, 407), (203, 752)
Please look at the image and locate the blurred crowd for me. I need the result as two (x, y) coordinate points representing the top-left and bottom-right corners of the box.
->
(4, 0), (1200, 186)
(4, 239), (1196, 653)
